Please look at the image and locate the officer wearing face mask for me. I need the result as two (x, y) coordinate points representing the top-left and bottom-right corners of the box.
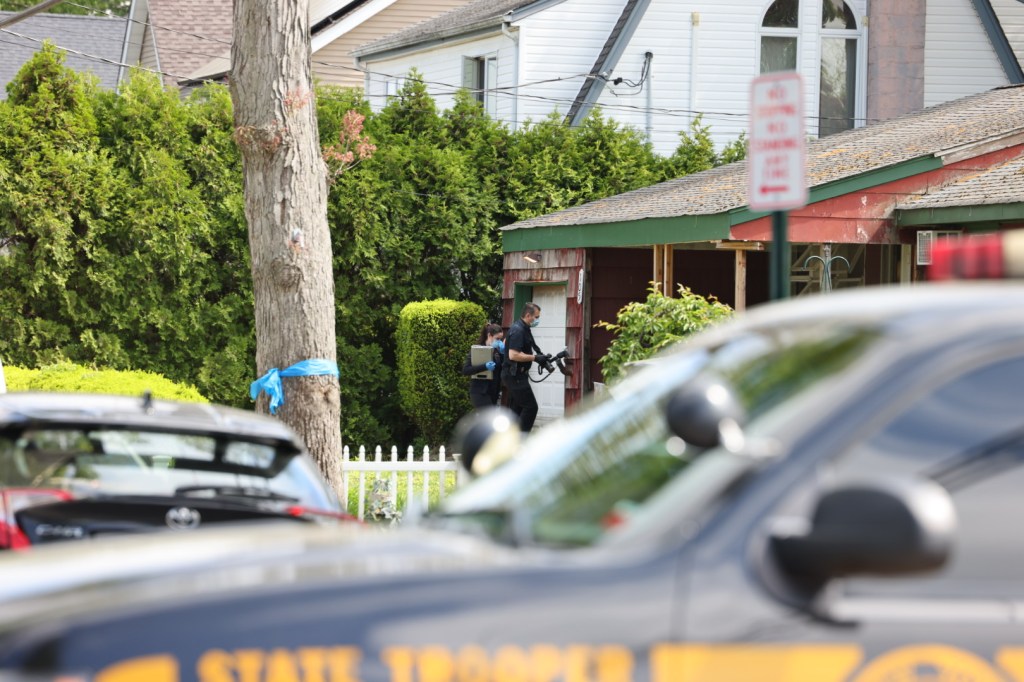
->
(502, 302), (549, 433)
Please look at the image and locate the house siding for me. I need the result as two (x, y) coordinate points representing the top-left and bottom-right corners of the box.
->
(514, 0), (627, 127)
(925, 0), (1009, 107)
(315, 0), (469, 90)
(140, 23), (159, 73)
(573, 0), (866, 153)
(991, 0), (1024, 67)
(365, 33), (517, 121)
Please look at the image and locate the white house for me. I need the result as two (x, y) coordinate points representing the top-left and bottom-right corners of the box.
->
(353, 0), (1024, 154)
(120, 0), (472, 91)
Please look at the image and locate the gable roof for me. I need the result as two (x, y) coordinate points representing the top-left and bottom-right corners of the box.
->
(971, 0), (1024, 82)
(145, 0), (232, 85)
(352, 0), (541, 58)
(502, 84), (1024, 237)
(0, 11), (125, 99)
(566, 0), (651, 126)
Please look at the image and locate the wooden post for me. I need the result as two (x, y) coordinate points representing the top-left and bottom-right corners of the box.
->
(652, 245), (674, 296)
(734, 250), (747, 311)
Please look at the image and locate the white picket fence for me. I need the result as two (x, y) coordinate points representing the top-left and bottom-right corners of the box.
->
(340, 445), (463, 521)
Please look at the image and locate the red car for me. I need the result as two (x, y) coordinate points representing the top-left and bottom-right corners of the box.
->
(0, 391), (352, 549)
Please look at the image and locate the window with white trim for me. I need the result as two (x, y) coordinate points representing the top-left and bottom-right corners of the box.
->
(462, 55), (498, 117)
(759, 0), (863, 137)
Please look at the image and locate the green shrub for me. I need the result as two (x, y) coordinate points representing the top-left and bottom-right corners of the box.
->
(396, 300), (486, 444)
(596, 283), (734, 384)
(3, 362), (207, 402)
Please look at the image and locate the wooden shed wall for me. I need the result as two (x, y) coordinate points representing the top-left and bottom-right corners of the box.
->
(502, 248), (586, 408)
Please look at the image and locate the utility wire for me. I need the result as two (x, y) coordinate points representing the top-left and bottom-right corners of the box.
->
(15, 0), (876, 130)
(0, 0), (66, 29)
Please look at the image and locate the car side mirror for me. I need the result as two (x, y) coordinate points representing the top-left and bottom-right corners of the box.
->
(450, 406), (521, 478)
(665, 375), (746, 450)
(770, 476), (956, 591)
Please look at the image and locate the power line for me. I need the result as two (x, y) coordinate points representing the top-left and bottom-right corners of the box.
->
(0, 0), (65, 29)
(13, 1), (879, 134)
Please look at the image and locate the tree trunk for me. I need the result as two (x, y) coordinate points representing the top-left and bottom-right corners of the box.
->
(231, 0), (342, 495)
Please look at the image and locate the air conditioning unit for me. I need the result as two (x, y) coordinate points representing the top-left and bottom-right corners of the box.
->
(916, 230), (962, 266)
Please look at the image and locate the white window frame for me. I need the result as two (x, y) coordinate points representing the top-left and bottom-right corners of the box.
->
(463, 53), (498, 118)
(757, 0), (866, 138)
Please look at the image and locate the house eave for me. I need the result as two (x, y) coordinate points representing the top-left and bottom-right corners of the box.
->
(353, 23), (505, 61)
(896, 202), (1024, 227)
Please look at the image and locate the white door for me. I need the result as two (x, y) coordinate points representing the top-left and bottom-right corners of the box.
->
(530, 284), (567, 427)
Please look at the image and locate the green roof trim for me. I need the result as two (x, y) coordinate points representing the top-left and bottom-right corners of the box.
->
(501, 213), (732, 251)
(896, 202), (1024, 227)
(727, 156), (944, 226)
(502, 156), (944, 252)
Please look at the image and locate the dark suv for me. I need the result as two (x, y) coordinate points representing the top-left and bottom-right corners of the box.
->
(1, 282), (1024, 682)
(0, 392), (349, 549)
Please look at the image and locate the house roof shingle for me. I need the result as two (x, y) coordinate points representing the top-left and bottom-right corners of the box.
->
(503, 84), (1024, 232)
(0, 11), (126, 98)
(147, 0), (232, 84)
(896, 153), (1024, 210)
(352, 0), (537, 57)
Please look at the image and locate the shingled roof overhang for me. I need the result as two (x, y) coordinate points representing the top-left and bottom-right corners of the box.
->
(896, 202), (1024, 227)
(502, 156), (943, 251)
(503, 84), (1024, 252)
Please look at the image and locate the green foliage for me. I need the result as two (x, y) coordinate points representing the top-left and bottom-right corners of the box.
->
(396, 300), (486, 444)
(0, 47), (746, 447)
(501, 109), (663, 222)
(0, 55), (251, 410)
(4, 362), (207, 402)
(596, 284), (734, 384)
(661, 115), (748, 179)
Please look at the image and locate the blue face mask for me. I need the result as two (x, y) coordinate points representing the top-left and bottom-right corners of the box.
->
(492, 339), (505, 352)
(530, 318), (540, 328)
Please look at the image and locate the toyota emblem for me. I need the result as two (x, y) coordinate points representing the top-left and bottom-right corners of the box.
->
(165, 506), (202, 530)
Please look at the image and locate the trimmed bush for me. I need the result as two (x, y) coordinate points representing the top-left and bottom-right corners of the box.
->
(3, 362), (207, 402)
(596, 283), (734, 384)
(396, 300), (486, 444)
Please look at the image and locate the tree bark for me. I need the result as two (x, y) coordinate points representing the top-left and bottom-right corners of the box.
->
(231, 0), (342, 495)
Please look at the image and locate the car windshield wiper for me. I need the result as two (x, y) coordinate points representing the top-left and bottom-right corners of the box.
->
(173, 485), (299, 502)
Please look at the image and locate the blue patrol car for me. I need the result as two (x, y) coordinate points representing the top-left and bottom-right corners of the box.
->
(0, 256), (1023, 680)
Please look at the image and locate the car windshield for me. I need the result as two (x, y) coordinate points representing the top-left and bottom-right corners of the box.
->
(435, 320), (879, 547)
(0, 428), (335, 509)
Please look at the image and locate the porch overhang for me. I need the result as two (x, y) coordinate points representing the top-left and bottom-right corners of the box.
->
(501, 156), (945, 253)
(895, 202), (1024, 227)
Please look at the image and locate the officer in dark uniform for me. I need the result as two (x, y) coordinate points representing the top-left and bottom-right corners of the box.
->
(502, 302), (549, 433)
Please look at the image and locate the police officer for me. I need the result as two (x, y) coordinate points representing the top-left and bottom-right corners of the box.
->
(502, 302), (549, 433)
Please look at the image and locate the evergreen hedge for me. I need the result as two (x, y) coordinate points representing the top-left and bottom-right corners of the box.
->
(396, 300), (486, 444)
(4, 362), (207, 402)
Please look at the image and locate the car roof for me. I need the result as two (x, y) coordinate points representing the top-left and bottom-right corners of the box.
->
(676, 282), (1024, 348)
(0, 392), (303, 448)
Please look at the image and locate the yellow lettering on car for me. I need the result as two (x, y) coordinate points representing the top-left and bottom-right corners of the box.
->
(650, 644), (862, 682)
(418, 646), (456, 682)
(851, 644), (1003, 682)
(528, 644), (562, 682)
(193, 646), (363, 682)
(382, 646), (416, 682)
(595, 645), (633, 682)
(455, 644), (490, 682)
(94, 653), (179, 682)
(325, 646), (363, 682)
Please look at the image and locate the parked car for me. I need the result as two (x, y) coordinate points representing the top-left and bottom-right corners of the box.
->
(0, 391), (351, 550)
(1, 281), (1023, 682)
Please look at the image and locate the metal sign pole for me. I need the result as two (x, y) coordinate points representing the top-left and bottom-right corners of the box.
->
(771, 210), (789, 300)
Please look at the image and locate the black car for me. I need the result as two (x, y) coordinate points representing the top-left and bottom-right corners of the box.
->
(0, 392), (350, 549)
(1, 283), (1024, 682)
